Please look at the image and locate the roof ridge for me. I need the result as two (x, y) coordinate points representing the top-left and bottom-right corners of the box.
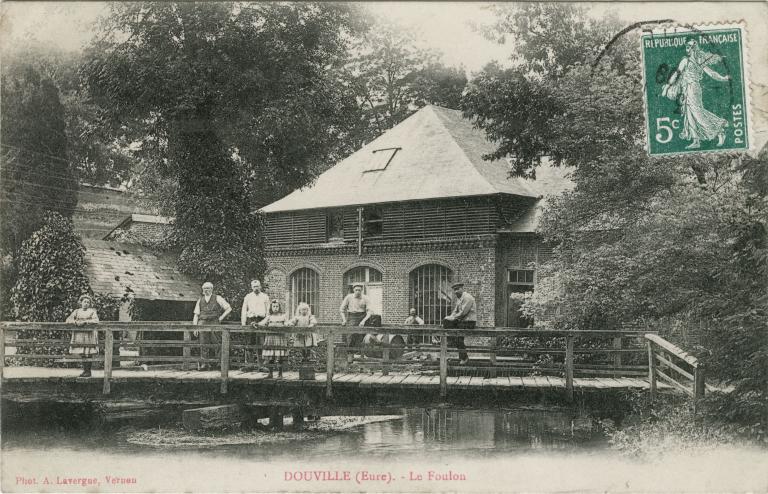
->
(423, 106), (497, 195)
(429, 106), (537, 197)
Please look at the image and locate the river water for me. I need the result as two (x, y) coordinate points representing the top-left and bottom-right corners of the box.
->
(2, 404), (767, 492)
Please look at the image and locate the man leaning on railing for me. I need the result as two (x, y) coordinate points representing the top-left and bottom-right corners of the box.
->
(442, 282), (475, 365)
(192, 282), (232, 370)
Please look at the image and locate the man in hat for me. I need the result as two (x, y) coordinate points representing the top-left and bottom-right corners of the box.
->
(443, 281), (475, 364)
(192, 282), (232, 369)
(340, 283), (372, 358)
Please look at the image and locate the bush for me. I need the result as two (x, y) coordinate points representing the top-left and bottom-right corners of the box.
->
(6, 212), (122, 367)
(605, 395), (765, 458)
(11, 211), (89, 322)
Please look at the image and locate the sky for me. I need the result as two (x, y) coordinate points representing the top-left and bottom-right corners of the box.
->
(2, 2), (767, 77)
(1, 1), (766, 144)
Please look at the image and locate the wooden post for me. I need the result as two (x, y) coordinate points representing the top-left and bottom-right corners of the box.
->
(647, 340), (657, 402)
(439, 332), (448, 398)
(489, 336), (497, 379)
(220, 329), (230, 394)
(0, 325), (5, 380)
(565, 335), (574, 402)
(382, 337), (390, 376)
(357, 207), (363, 256)
(693, 364), (705, 414)
(183, 330), (191, 371)
(292, 409), (305, 429)
(326, 330), (335, 399)
(613, 335), (622, 372)
(103, 328), (113, 395)
(269, 408), (284, 429)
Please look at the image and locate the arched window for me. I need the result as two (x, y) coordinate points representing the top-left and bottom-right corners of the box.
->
(409, 264), (453, 325)
(343, 266), (383, 315)
(289, 268), (319, 317)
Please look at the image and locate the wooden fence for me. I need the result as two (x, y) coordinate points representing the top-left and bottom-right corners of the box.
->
(0, 322), (702, 403)
(645, 333), (706, 411)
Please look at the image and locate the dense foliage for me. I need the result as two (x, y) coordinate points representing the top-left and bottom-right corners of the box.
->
(1, 45), (137, 188)
(11, 212), (88, 322)
(80, 3), (370, 306)
(0, 62), (78, 262)
(7, 213), (125, 366)
(83, 3), (365, 205)
(464, 4), (767, 433)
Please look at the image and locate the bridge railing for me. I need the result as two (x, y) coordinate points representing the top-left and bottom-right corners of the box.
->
(645, 333), (706, 410)
(0, 321), (656, 400)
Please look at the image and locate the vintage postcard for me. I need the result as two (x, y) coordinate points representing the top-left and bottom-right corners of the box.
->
(641, 23), (752, 155)
(1, 2), (767, 493)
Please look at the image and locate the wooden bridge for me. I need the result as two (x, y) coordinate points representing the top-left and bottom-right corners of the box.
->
(0, 322), (707, 410)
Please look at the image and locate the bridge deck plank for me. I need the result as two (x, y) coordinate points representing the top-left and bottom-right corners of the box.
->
(332, 373), (352, 383)
(532, 376), (550, 388)
(485, 377), (508, 389)
(2, 367), (672, 394)
(358, 374), (379, 387)
(423, 375), (440, 388)
(547, 376), (565, 388)
(509, 376), (524, 387)
(520, 376), (538, 387)
(388, 373), (411, 386)
(455, 375), (471, 388)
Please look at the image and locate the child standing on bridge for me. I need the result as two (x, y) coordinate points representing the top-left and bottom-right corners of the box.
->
(258, 300), (288, 379)
(288, 302), (318, 363)
(66, 294), (100, 377)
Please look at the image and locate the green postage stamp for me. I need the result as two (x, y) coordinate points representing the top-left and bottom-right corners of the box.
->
(641, 23), (751, 156)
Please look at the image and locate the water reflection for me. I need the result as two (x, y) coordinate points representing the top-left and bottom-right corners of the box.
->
(2, 403), (603, 458)
(4, 404), (765, 493)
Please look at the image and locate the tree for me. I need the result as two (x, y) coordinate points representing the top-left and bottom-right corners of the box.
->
(0, 44), (137, 188)
(463, 3), (619, 176)
(0, 61), (79, 318)
(343, 21), (467, 148)
(463, 4), (767, 431)
(81, 3), (366, 305)
(0, 63), (78, 257)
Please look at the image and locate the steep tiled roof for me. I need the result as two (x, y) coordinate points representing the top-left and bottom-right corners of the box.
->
(261, 105), (572, 213)
(82, 239), (200, 302)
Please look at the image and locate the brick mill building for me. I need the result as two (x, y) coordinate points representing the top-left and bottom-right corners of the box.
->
(260, 106), (572, 328)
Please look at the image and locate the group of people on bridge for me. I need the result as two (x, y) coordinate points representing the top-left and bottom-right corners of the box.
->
(64, 278), (478, 378)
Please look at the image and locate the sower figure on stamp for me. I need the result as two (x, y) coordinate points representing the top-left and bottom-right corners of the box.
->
(340, 283), (372, 361)
(443, 282), (475, 365)
(241, 279), (270, 368)
(662, 38), (731, 150)
(192, 282), (232, 370)
(66, 294), (100, 377)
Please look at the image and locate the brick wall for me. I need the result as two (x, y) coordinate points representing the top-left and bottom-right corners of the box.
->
(265, 240), (497, 327)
